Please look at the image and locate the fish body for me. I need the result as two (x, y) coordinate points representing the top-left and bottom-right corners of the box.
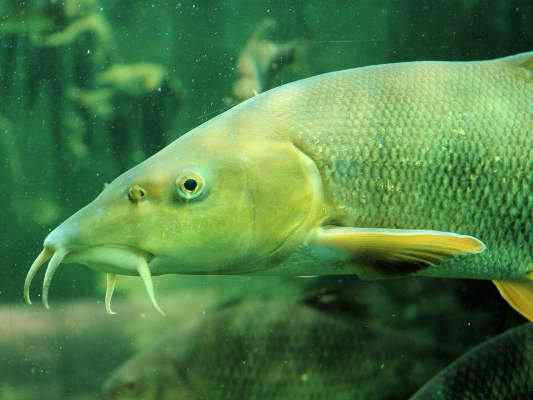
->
(24, 52), (532, 317)
(256, 52), (532, 282)
(102, 296), (441, 400)
(102, 287), (533, 400)
(411, 323), (533, 400)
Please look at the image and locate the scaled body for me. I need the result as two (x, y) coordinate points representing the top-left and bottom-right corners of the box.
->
(239, 53), (532, 281)
(412, 323), (533, 400)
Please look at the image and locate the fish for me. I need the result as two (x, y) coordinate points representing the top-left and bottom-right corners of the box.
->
(411, 323), (533, 399)
(102, 284), (532, 400)
(24, 51), (532, 317)
(102, 295), (445, 400)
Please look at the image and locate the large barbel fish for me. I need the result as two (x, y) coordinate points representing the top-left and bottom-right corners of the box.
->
(24, 52), (532, 318)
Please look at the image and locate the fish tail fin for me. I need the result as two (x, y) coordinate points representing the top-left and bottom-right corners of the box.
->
(493, 274), (533, 322)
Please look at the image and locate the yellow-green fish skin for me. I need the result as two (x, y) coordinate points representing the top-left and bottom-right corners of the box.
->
(25, 54), (532, 313)
(232, 52), (532, 280)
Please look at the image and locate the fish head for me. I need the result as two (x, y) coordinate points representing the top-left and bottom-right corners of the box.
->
(25, 121), (326, 313)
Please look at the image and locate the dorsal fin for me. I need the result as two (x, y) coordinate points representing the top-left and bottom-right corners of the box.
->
(500, 51), (533, 71)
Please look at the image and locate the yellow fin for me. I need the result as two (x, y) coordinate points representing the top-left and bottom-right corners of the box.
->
(493, 275), (533, 322)
(312, 227), (485, 274)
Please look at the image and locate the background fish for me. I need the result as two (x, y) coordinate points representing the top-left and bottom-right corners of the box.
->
(102, 284), (532, 400)
(412, 323), (533, 400)
(101, 289), (444, 400)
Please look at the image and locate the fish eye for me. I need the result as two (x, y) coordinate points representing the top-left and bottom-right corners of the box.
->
(128, 184), (146, 203)
(183, 178), (198, 192)
(176, 172), (205, 201)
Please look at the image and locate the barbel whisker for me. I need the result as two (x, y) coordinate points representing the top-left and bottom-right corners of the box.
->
(137, 260), (166, 316)
(105, 272), (118, 315)
(24, 248), (53, 305)
(42, 249), (68, 309)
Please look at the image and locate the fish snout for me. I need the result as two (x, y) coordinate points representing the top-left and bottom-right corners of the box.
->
(24, 209), (98, 310)
(43, 222), (81, 253)
(24, 217), (83, 309)
(25, 207), (166, 315)
(43, 200), (106, 251)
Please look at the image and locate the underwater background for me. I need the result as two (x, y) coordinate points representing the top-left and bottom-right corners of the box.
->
(0, 1), (532, 399)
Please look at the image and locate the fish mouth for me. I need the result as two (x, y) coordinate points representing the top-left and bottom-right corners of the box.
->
(24, 245), (165, 316)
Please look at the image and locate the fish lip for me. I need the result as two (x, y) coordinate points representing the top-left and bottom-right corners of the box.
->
(64, 244), (155, 275)
(65, 244), (154, 258)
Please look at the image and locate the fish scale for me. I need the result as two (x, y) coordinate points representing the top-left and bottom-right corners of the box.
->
(247, 56), (532, 280)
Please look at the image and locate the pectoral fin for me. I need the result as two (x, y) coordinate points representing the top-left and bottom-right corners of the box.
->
(311, 227), (485, 275)
(493, 274), (533, 322)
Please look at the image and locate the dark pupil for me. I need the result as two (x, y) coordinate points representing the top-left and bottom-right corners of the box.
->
(183, 178), (198, 192)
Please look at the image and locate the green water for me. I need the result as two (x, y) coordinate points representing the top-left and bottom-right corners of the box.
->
(0, 1), (531, 399)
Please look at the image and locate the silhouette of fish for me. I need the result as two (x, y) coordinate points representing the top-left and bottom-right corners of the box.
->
(412, 323), (533, 400)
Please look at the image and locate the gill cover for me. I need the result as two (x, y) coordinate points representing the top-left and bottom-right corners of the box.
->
(235, 138), (326, 262)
